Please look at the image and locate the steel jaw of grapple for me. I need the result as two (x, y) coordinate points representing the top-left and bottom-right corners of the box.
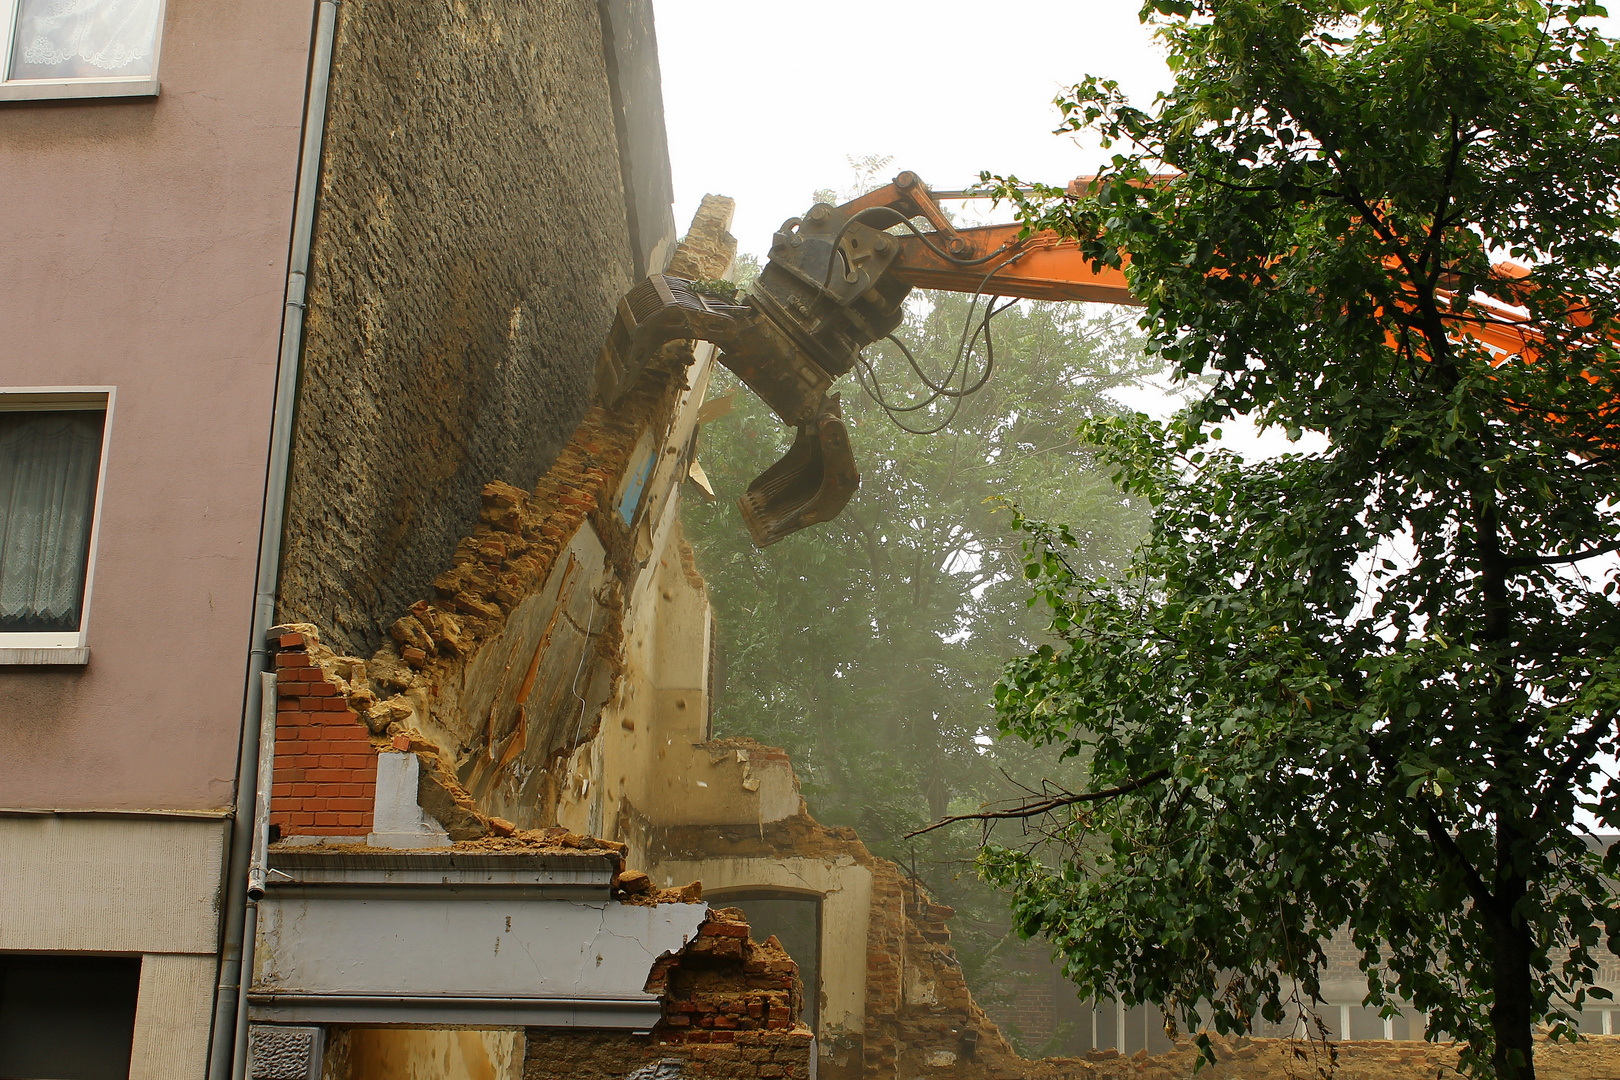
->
(595, 274), (745, 406)
(737, 394), (858, 548)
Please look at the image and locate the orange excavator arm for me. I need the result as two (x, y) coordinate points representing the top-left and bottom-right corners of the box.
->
(593, 172), (1150, 548)
(837, 171), (1139, 305)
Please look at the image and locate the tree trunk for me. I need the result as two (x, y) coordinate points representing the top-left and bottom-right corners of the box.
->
(1489, 864), (1536, 1080)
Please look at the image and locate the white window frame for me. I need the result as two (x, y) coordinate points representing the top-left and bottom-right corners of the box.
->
(0, 387), (115, 664)
(0, 0), (164, 102)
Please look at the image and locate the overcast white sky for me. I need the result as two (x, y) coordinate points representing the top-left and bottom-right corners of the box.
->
(655, 1), (1173, 265)
(653, 2), (1326, 457)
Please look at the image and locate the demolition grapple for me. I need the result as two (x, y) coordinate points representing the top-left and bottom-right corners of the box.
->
(596, 171), (1143, 547)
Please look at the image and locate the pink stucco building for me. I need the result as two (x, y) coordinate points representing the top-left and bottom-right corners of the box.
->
(0, 1), (674, 1075)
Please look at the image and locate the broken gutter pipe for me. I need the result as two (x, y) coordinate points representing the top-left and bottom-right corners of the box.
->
(206, 3), (338, 1080)
(246, 672), (277, 902)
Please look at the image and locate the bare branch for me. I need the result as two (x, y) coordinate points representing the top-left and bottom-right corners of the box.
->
(905, 767), (1172, 838)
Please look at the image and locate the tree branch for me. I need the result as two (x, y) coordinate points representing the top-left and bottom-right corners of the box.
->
(904, 767), (1172, 837)
(1534, 716), (1619, 825)
(1502, 542), (1620, 568)
(1424, 807), (1497, 912)
(1419, 115), (1468, 291)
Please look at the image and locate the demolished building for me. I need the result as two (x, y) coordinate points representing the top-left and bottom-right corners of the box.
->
(247, 200), (1040, 1079)
(7, 2), (1620, 1079)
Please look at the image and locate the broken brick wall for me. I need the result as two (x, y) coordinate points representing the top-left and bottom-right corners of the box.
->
(269, 629), (377, 838)
(646, 906), (806, 1038)
(278, 0), (675, 659)
(523, 906), (814, 1080)
(269, 202), (737, 845)
(648, 812), (1024, 1080)
(522, 1030), (811, 1080)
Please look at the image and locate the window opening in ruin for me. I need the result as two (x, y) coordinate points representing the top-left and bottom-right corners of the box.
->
(0, 952), (141, 1079)
(0, 392), (112, 655)
(616, 432), (657, 526)
(705, 888), (821, 1035)
(0, 0), (164, 101)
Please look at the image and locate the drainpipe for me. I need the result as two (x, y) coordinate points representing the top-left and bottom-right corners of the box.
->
(207, 2), (339, 1078)
(231, 671), (280, 1073)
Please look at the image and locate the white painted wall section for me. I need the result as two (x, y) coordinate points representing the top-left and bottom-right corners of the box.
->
(255, 898), (706, 1002)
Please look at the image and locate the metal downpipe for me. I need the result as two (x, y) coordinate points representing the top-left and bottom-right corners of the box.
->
(207, 2), (338, 1077)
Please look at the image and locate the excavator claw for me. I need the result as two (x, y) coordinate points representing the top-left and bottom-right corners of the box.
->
(737, 395), (859, 548)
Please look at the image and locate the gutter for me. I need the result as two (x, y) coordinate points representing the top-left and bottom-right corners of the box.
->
(206, 2), (339, 1077)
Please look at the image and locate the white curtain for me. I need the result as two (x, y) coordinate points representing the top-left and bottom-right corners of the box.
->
(0, 413), (103, 633)
(9, 0), (162, 80)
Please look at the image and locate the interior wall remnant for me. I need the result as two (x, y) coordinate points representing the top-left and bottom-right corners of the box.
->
(321, 1028), (525, 1080)
(266, 198), (740, 852)
(649, 815), (1021, 1080)
(701, 891), (823, 1035)
(650, 847), (871, 1048)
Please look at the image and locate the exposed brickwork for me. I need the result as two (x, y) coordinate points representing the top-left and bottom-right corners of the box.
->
(313, 208), (737, 829)
(666, 195), (738, 282)
(270, 204), (738, 849)
(864, 856), (1020, 1079)
(363, 341), (694, 766)
(989, 972), (1057, 1050)
(269, 629), (378, 837)
(647, 906), (806, 1038)
(651, 812), (1020, 1080)
(523, 1029), (814, 1080)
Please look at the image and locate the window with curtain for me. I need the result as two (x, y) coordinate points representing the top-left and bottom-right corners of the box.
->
(2, 0), (163, 93)
(0, 410), (105, 634)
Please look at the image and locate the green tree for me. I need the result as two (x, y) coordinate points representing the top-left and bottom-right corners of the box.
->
(684, 244), (1149, 1023)
(979, 2), (1620, 1078)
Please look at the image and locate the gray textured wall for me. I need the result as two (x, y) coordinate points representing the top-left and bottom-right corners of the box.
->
(278, 0), (673, 657)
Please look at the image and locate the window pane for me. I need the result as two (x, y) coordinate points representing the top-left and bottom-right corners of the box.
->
(0, 953), (141, 1080)
(8, 0), (162, 82)
(0, 411), (104, 633)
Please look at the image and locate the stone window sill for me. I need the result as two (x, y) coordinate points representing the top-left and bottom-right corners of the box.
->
(0, 77), (158, 102)
(0, 647), (90, 666)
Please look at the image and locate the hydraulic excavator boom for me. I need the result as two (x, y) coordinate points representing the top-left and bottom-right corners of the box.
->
(596, 171), (1134, 548)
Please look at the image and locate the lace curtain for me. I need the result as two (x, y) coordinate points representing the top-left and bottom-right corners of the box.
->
(0, 412), (103, 633)
(8, 0), (162, 81)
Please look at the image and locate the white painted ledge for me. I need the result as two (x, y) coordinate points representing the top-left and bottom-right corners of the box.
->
(0, 647), (89, 665)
